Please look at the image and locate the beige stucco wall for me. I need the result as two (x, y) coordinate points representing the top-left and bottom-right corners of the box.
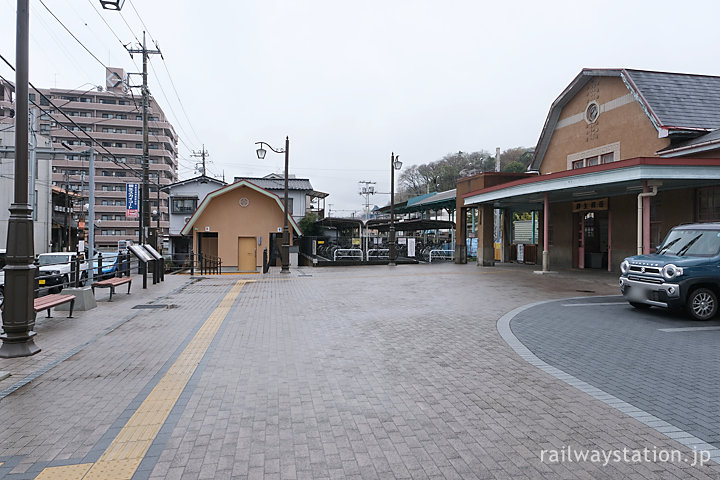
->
(540, 76), (670, 174)
(189, 185), (290, 270)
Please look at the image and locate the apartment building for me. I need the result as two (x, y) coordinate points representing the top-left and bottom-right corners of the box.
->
(30, 67), (179, 251)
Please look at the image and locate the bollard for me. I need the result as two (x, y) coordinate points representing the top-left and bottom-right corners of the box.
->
(71, 257), (79, 288)
(97, 252), (103, 280)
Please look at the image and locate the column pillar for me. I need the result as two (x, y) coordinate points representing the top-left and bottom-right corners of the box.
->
(478, 204), (495, 266)
(542, 193), (550, 272)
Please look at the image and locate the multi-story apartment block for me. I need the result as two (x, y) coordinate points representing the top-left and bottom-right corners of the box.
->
(29, 67), (179, 251)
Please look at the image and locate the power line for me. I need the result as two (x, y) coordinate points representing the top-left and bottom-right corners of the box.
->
(123, 0), (201, 146)
(37, 0), (107, 69)
(157, 57), (202, 145)
(0, 55), (161, 188)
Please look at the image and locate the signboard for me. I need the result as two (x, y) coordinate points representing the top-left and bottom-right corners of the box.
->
(407, 238), (416, 257)
(128, 244), (153, 263)
(143, 244), (163, 260)
(572, 197), (608, 213)
(126, 183), (140, 218)
(517, 243), (525, 263)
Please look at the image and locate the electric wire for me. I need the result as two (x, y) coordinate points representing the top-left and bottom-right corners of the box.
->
(0, 64), (160, 189)
(37, 0), (107, 69)
(124, 0), (202, 146)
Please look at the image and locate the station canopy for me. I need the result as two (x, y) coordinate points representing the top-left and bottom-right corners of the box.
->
(365, 218), (455, 232)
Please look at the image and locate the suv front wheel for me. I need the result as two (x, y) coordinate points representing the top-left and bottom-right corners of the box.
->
(686, 287), (718, 321)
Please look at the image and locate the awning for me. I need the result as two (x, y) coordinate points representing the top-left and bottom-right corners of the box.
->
(464, 157), (720, 209)
(365, 218), (455, 232)
(314, 217), (364, 231)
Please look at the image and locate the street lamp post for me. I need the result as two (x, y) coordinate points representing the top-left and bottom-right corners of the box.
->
(388, 152), (402, 266)
(0, 0), (39, 357)
(256, 138), (290, 273)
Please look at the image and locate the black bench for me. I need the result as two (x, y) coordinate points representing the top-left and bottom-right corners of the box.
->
(34, 294), (76, 318)
(92, 277), (132, 301)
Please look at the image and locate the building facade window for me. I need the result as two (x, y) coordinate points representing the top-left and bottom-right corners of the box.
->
(567, 142), (620, 170)
(697, 186), (720, 222)
(171, 197), (198, 214)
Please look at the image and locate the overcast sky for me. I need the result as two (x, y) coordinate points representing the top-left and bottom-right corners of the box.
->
(1, 0), (719, 215)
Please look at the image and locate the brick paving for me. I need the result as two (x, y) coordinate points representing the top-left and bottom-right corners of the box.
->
(0, 264), (717, 479)
(510, 295), (720, 450)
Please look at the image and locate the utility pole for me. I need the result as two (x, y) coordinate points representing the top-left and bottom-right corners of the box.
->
(191, 145), (209, 176)
(127, 31), (161, 248)
(64, 170), (70, 251)
(87, 147), (95, 282)
(358, 181), (376, 257)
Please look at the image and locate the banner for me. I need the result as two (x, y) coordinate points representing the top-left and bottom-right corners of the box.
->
(126, 183), (139, 218)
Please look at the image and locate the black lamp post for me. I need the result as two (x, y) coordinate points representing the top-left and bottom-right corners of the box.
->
(256, 138), (290, 273)
(0, 0), (39, 357)
(388, 152), (402, 266)
(99, 0), (124, 10)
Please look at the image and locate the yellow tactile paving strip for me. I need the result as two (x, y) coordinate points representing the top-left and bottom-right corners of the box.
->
(34, 280), (249, 480)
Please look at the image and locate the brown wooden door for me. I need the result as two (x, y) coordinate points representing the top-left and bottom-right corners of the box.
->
(237, 237), (256, 272)
(200, 233), (218, 258)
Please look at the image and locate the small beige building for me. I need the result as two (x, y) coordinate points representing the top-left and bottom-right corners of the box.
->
(181, 180), (301, 272)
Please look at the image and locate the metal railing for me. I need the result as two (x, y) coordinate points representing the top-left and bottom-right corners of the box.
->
(189, 253), (222, 275)
(429, 249), (454, 263)
(366, 249), (389, 260)
(333, 248), (363, 261)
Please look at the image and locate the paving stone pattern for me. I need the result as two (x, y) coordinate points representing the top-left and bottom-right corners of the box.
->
(0, 264), (718, 479)
(511, 296), (720, 449)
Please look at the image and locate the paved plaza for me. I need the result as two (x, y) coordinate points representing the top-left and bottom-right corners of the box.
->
(0, 263), (718, 479)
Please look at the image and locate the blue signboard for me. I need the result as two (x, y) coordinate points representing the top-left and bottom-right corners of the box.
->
(126, 183), (140, 218)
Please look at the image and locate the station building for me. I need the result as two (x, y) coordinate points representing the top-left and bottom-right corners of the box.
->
(458, 69), (720, 272)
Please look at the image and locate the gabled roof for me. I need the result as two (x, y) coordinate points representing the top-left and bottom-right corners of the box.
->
(233, 175), (314, 191)
(161, 175), (226, 191)
(180, 180), (301, 236)
(624, 69), (720, 130)
(530, 68), (720, 171)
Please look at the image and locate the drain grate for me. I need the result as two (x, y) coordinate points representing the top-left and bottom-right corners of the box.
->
(132, 304), (169, 309)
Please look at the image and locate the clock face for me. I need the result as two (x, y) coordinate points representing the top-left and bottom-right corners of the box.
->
(585, 102), (599, 123)
(239, 197), (250, 207)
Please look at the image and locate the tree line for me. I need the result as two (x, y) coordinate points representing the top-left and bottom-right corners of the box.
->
(397, 147), (533, 197)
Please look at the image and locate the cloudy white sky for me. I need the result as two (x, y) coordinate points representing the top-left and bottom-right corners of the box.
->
(1, 0), (719, 215)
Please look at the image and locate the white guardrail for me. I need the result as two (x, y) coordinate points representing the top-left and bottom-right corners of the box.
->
(429, 249), (454, 263)
(366, 249), (389, 261)
(333, 248), (364, 261)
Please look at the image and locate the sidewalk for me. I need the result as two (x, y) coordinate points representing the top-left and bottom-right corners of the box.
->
(0, 263), (717, 479)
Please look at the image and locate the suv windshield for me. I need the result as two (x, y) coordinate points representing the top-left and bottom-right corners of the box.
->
(38, 254), (72, 266)
(657, 229), (720, 257)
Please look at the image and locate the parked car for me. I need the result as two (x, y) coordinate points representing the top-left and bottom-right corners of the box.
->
(0, 249), (63, 307)
(619, 222), (720, 320)
(37, 252), (88, 287)
(94, 252), (121, 279)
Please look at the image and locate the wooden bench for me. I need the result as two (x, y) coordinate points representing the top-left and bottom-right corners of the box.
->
(34, 294), (76, 318)
(91, 277), (132, 301)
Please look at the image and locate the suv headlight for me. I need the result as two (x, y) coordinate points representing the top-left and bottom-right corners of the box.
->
(620, 260), (629, 274)
(662, 263), (683, 280)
